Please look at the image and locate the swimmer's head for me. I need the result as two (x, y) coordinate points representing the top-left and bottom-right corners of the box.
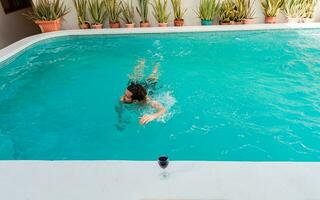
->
(121, 82), (147, 104)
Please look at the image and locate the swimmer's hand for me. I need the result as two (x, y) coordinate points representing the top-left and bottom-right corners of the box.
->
(139, 114), (158, 125)
(139, 100), (166, 125)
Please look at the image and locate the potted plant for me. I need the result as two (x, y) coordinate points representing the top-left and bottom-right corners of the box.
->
(219, 0), (235, 25)
(261, 0), (284, 24)
(73, 0), (90, 29)
(137, 0), (150, 27)
(152, 0), (170, 27)
(219, 0), (245, 25)
(105, 0), (122, 28)
(121, 1), (135, 28)
(24, 0), (69, 33)
(195, 0), (219, 25)
(234, 0), (246, 24)
(302, 0), (317, 23)
(171, 0), (187, 26)
(282, 0), (303, 23)
(88, 0), (107, 29)
(243, 0), (255, 24)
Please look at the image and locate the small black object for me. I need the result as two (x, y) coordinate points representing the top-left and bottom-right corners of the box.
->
(158, 156), (169, 169)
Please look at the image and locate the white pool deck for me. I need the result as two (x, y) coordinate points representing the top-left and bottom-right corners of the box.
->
(0, 161), (320, 200)
(1, 24), (320, 200)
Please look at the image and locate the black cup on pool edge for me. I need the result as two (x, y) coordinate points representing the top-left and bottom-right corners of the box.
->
(158, 156), (169, 169)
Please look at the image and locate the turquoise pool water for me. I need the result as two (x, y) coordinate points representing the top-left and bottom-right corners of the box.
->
(1, 29), (320, 161)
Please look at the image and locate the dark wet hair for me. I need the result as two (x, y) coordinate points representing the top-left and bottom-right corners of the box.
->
(127, 82), (147, 102)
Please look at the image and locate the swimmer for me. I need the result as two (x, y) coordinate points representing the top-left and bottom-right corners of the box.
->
(120, 60), (166, 125)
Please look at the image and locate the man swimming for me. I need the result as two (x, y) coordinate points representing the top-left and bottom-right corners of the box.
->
(120, 60), (166, 125)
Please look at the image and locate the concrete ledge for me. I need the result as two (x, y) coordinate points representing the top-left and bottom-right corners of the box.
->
(1, 24), (320, 200)
(1, 23), (320, 63)
(0, 161), (319, 200)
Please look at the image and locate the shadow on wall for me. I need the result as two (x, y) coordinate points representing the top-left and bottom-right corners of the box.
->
(0, 0), (31, 14)
(0, 1), (40, 49)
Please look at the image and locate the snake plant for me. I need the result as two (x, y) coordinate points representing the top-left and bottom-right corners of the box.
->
(24, 0), (69, 21)
(88, 0), (107, 24)
(105, 0), (122, 23)
(121, 0), (135, 24)
(282, 0), (303, 18)
(152, 0), (170, 23)
(219, 0), (235, 22)
(136, 0), (150, 23)
(235, 0), (246, 21)
(302, 0), (317, 18)
(73, 0), (88, 24)
(219, 0), (246, 23)
(195, 0), (219, 20)
(171, 0), (187, 20)
(243, 0), (255, 19)
(261, 0), (284, 17)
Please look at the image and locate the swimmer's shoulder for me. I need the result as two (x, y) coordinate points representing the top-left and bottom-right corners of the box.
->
(146, 97), (165, 109)
(145, 96), (154, 104)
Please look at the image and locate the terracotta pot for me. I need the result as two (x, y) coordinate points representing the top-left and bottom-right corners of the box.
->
(125, 23), (135, 28)
(174, 19), (184, 26)
(243, 18), (255, 24)
(79, 23), (90, 29)
(265, 16), (276, 24)
(158, 22), (168, 27)
(35, 18), (61, 33)
(303, 18), (314, 23)
(91, 24), (103, 29)
(220, 21), (233, 25)
(287, 18), (300, 23)
(140, 21), (150, 28)
(234, 21), (244, 25)
(110, 22), (120, 28)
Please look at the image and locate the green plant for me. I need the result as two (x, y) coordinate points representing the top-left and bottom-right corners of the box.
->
(137, 0), (150, 22)
(261, 0), (284, 17)
(171, 0), (187, 20)
(73, 0), (88, 24)
(195, 0), (219, 20)
(243, 0), (255, 19)
(152, 0), (170, 23)
(234, 0), (246, 21)
(121, 0), (135, 24)
(282, 0), (303, 18)
(219, 0), (245, 22)
(219, 0), (235, 22)
(105, 0), (122, 23)
(24, 0), (69, 21)
(88, 0), (107, 24)
(302, 0), (317, 18)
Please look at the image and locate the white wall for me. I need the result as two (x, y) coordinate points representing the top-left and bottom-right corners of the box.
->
(43, 0), (320, 30)
(0, 4), (40, 49)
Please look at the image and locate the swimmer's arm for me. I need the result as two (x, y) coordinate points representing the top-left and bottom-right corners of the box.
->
(139, 100), (166, 125)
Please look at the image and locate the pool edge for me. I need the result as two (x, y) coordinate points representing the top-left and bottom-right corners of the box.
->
(1, 23), (320, 199)
(1, 23), (320, 63)
(0, 161), (319, 199)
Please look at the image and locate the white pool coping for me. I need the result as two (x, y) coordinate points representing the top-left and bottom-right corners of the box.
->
(0, 161), (320, 200)
(1, 23), (320, 63)
(1, 24), (320, 199)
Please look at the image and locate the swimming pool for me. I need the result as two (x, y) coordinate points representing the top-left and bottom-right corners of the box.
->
(1, 29), (320, 161)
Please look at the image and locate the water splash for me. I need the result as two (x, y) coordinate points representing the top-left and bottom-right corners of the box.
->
(143, 91), (176, 123)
